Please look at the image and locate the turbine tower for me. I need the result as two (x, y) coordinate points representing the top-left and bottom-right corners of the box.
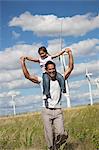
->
(8, 91), (20, 116)
(60, 20), (71, 108)
(11, 94), (16, 115)
(85, 68), (93, 105)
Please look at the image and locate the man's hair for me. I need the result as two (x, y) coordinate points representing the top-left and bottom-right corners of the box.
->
(45, 61), (56, 70)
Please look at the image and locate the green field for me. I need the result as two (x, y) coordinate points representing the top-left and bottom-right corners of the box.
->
(0, 104), (99, 150)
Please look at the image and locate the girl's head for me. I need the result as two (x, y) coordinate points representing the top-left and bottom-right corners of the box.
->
(38, 46), (48, 59)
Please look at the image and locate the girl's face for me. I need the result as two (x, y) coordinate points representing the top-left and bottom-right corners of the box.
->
(39, 50), (47, 59)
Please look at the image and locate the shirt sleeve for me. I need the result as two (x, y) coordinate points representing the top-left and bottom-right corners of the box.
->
(37, 76), (43, 92)
(38, 76), (42, 83)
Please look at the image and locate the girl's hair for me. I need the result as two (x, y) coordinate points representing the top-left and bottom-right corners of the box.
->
(38, 46), (49, 54)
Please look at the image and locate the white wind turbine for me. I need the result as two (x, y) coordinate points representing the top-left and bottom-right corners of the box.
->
(85, 68), (93, 105)
(11, 94), (17, 115)
(95, 79), (99, 89)
(8, 91), (20, 115)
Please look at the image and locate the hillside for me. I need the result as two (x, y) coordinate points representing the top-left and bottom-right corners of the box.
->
(0, 104), (99, 150)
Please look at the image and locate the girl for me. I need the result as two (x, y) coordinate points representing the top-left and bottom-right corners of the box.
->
(25, 46), (66, 102)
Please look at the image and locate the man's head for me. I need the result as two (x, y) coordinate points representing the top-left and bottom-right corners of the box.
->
(45, 61), (57, 80)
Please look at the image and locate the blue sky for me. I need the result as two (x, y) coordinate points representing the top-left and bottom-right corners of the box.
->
(0, 0), (99, 116)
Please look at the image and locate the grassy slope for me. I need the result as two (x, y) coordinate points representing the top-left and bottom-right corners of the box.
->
(0, 104), (99, 150)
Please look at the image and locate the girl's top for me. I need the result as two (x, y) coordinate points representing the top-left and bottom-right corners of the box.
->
(39, 55), (53, 73)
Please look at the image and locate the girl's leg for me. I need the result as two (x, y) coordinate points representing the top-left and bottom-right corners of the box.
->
(43, 73), (51, 99)
(56, 72), (66, 93)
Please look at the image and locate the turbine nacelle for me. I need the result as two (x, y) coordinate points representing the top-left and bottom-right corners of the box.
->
(86, 73), (92, 80)
(85, 68), (92, 81)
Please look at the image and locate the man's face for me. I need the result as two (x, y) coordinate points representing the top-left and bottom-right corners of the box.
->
(46, 64), (56, 80)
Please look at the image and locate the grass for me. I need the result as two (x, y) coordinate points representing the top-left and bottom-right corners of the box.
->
(0, 104), (99, 150)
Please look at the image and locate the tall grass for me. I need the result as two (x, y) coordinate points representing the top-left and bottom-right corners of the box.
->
(63, 104), (99, 150)
(0, 104), (99, 150)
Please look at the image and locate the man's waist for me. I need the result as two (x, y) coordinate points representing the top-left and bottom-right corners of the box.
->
(45, 107), (61, 110)
(43, 99), (61, 109)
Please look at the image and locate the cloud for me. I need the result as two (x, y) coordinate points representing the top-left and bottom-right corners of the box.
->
(72, 60), (99, 77)
(71, 89), (99, 100)
(15, 95), (41, 106)
(0, 90), (20, 98)
(12, 31), (20, 39)
(71, 38), (99, 56)
(46, 38), (99, 57)
(47, 38), (65, 54)
(0, 79), (39, 90)
(0, 69), (23, 83)
(9, 12), (99, 37)
(0, 93), (42, 112)
(0, 43), (41, 70)
(70, 79), (87, 89)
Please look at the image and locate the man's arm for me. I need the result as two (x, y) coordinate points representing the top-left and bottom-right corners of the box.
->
(20, 57), (40, 84)
(64, 48), (74, 80)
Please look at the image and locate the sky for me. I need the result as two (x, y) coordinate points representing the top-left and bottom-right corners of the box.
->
(0, 0), (99, 116)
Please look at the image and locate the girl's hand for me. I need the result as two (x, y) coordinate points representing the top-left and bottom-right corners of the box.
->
(65, 48), (72, 54)
(20, 56), (25, 62)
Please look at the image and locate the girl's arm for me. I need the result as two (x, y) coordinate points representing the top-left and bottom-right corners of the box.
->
(25, 56), (39, 63)
(51, 49), (66, 59)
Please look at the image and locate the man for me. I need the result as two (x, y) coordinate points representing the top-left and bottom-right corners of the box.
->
(20, 48), (74, 150)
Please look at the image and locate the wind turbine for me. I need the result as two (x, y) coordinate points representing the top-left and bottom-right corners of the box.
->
(95, 79), (99, 89)
(59, 20), (71, 108)
(85, 68), (93, 105)
(8, 91), (20, 115)
(11, 94), (16, 115)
